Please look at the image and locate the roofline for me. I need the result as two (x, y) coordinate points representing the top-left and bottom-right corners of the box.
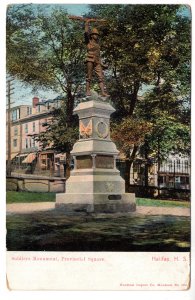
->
(12, 111), (53, 125)
(6, 104), (32, 112)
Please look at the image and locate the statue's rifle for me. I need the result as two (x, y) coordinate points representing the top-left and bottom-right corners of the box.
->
(68, 15), (106, 23)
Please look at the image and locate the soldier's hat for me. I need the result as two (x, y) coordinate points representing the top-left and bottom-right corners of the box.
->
(90, 28), (100, 36)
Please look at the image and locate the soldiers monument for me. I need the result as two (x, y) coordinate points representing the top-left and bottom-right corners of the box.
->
(56, 17), (136, 213)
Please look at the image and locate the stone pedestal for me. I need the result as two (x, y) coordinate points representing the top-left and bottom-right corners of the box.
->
(56, 98), (136, 213)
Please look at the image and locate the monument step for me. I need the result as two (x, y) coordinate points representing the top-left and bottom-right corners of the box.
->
(56, 192), (136, 213)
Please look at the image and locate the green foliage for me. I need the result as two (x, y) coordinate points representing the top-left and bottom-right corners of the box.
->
(36, 104), (79, 153)
(146, 117), (190, 160)
(7, 4), (86, 92)
(7, 4), (85, 157)
(111, 117), (152, 157)
(136, 84), (190, 160)
(88, 5), (190, 115)
(87, 4), (191, 163)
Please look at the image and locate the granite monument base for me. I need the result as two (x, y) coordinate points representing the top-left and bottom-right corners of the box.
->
(55, 97), (136, 214)
(55, 168), (136, 213)
(56, 192), (136, 213)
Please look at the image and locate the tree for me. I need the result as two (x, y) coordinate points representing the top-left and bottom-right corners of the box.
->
(7, 4), (86, 176)
(36, 101), (79, 177)
(136, 84), (190, 189)
(87, 5), (190, 113)
(138, 89), (191, 160)
(87, 4), (191, 188)
(111, 117), (152, 189)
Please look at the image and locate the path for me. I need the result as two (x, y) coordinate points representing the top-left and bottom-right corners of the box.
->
(6, 202), (190, 216)
(136, 206), (190, 217)
(6, 202), (55, 214)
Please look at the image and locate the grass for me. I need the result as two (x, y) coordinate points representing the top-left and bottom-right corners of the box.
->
(136, 198), (190, 208)
(6, 191), (56, 203)
(6, 211), (190, 251)
(6, 191), (190, 208)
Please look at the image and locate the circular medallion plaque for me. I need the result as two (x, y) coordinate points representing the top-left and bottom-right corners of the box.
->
(96, 121), (109, 139)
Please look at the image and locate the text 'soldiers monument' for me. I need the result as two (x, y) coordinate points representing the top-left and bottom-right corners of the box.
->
(56, 17), (136, 213)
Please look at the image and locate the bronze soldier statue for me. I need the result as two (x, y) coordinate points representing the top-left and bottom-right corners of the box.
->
(68, 16), (109, 97)
(84, 19), (109, 97)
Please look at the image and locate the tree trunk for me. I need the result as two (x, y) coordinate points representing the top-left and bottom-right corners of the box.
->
(129, 81), (139, 116)
(66, 86), (74, 124)
(124, 145), (139, 191)
(129, 93), (137, 116)
(144, 163), (149, 188)
(65, 152), (71, 179)
(64, 85), (75, 179)
(144, 146), (149, 188)
(125, 159), (131, 192)
(143, 139), (150, 197)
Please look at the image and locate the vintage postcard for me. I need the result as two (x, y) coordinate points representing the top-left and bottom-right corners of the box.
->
(4, 0), (193, 295)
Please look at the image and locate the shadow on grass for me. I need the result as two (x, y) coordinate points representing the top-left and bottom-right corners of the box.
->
(6, 210), (190, 252)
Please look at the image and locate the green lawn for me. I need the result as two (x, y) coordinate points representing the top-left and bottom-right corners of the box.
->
(6, 191), (190, 208)
(136, 197), (190, 208)
(6, 191), (56, 203)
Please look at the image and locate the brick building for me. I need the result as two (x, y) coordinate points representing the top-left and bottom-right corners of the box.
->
(129, 154), (190, 190)
(6, 96), (66, 177)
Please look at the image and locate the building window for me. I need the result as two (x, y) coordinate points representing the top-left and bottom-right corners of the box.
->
(175, 176), (180, 183)
(24, 123), (28, 133)
(184, 160), (189, 172)
(14, 126), (18, 136)
(159, 176), (164, 184)
(33, 122), (36, 132)
(32, 138), (35, 148)
(168, 160), (173, 172)
(176, 159), (180, 171)
(25, 138), (28, 149)
(40, 153), (53, 171)
(168, 176), (174, 188)
(13, 139), (17, 147)
(180, 176), (189, 185)
(12, 108), (20, 121)
(41, 154), (47, 170)
(29, 138), (32, 148)
(12, 110), (16, 121)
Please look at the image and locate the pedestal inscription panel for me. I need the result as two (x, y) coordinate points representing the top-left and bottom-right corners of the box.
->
(77, 155), (92, 169)
(96, 155), (114, 169)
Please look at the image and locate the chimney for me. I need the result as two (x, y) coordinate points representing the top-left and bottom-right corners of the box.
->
(32, 97), (39, 108)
